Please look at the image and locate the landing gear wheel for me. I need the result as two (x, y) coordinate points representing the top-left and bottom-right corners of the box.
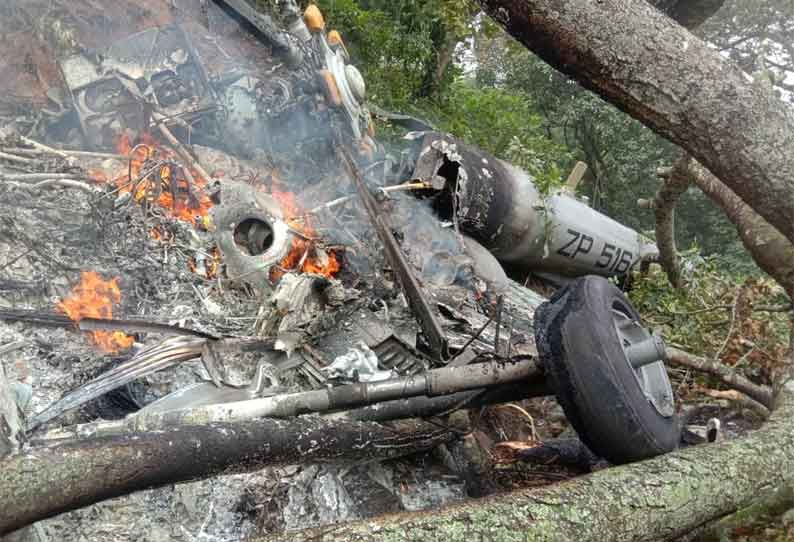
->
(535, 275), (680, 464)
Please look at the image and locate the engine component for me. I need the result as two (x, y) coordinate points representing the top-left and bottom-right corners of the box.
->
(59, 25), (218, 149)
(210, 181), (294, 294)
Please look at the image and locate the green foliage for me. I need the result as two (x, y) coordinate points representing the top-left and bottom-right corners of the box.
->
(314, 0), (435, 107)
(631, 255), (742, 353)
(315, 2), (571, 190)
(425, 80), (571, 191)
(630, 255), (790, 381)
(316, 0), (773, 276)
(314, 0), (476, 107)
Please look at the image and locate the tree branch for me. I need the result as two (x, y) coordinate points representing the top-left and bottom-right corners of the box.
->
(652, 155), (692, 288)
(476, 0), (794, 245)
(684, 159), (794, 300)
(666, 346), (775, 411)
(263, 392), (794, 542)
(0, 416), (462, 534)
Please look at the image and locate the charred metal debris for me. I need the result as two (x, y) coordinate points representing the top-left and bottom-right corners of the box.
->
(0, 0), (669, 538)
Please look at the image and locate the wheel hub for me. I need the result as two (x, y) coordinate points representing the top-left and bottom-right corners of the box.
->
(612, 306), (675, 417)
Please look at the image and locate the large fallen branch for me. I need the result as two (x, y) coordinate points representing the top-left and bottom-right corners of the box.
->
(0, 416), (461, 535)
(477, 0), (794, 245)
(267, 392), (794, 542)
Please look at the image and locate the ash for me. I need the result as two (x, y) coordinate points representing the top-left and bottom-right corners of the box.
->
(0, 1), (552, 540)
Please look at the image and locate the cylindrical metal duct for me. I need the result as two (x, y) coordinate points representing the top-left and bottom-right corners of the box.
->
(410, 133), (658, 278)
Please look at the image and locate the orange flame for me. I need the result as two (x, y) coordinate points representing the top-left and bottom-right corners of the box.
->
(269, 175), (340, 280)
(188, 247), (222, 280)
(57, 271), (134, 353)
(108, 133), (213, 225)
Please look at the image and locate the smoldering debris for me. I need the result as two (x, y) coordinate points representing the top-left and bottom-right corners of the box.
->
(0, 0), (556, 540)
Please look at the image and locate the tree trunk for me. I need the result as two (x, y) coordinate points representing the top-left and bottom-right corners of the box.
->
(264, 392), (794, 542)
(476, 0), (794, 245)
(0, 416), (461, 535)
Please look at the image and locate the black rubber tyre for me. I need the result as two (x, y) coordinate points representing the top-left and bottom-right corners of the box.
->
(535, 275), (680, 464)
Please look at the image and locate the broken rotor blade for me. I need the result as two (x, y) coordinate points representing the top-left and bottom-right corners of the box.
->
(26, 336), (206, 431)
(339, 147), (449, 361)
(77, 317), (219, 339)
(0, 308), (219, 340)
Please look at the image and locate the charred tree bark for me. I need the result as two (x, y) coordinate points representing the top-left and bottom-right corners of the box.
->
(477, 0), (794, 245)
(267, 393), (794, 542)
(0, 416), (461, 535)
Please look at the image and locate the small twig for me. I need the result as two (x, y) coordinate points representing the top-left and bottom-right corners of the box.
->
(3, 147), (130, 161)
(700, 388), (770, 419)
(494, 295), (504, 355)
(493, 403), (538, 441)
(0, 341), (26, 357)
(0, 173), (89, 182)
(55, 149), (130, 160)
(506, 311), (515, 359)
(0, 247), (34, 272)
(663, 302), (793, 316)
(306, 182), (432, 215)
(26, 179), (96, 193)
(18, 135), (69, 159)
(714, 294), (739, 362)
(0, 151), (36, 165)
(754, 303), (794, 313)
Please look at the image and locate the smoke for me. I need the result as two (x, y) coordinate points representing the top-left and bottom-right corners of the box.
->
(0, 0), (482, 294)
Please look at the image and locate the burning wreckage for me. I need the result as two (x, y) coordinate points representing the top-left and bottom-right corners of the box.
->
(0, 0), (677, 538)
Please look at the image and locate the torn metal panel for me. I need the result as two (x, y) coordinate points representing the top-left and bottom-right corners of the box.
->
(137, 359), (285, 414)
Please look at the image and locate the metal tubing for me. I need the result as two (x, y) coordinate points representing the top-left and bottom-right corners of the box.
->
(36, 358), (541, 440)
(333, 377), (553, 423)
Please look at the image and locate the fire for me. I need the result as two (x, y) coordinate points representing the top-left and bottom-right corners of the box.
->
(269, 175), (340, 280)
(269, 237), (341, 282)
(188, 247), (222, 280)
(108, 133), (213, 225)
(57, 271), (134, 353)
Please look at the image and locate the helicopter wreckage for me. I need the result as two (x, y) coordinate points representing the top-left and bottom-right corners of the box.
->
(0, 0), (682, 538)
